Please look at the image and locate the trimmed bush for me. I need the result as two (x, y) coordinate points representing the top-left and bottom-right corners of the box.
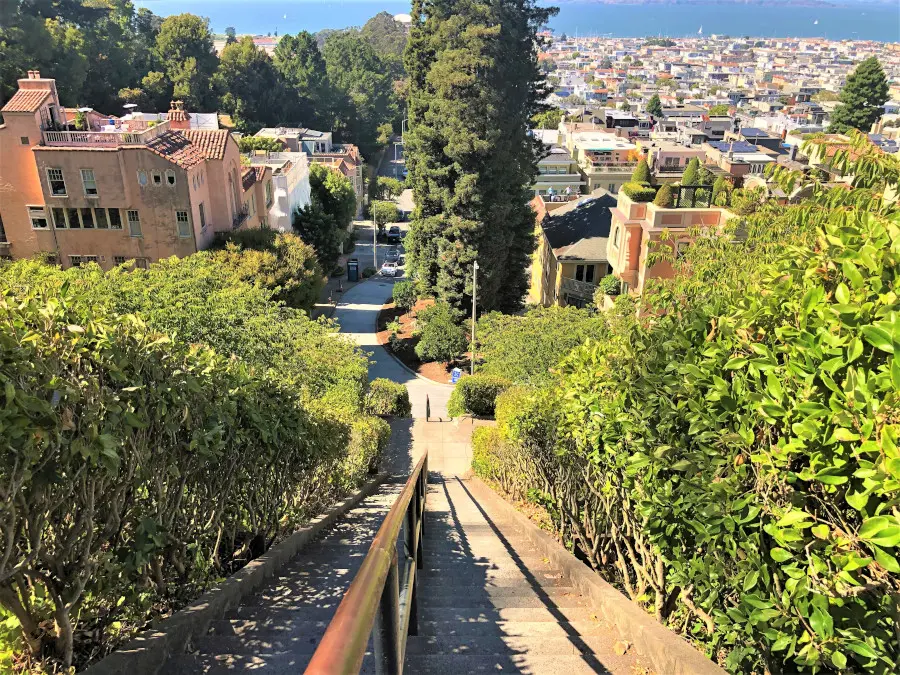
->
(365, 378), (412, 417)
(630, 158), (651, 183)
(362, 266), (378, 278)
(596, 273), (621, 296)
(392, 280), (417, 314)
(653, 183), (674, 207)
(332, 265), (345, 277)
(620, 182), (657, 202)
(447, 374), (512, 417)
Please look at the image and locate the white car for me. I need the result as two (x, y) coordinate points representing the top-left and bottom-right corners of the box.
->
(380, 261), (400, 277)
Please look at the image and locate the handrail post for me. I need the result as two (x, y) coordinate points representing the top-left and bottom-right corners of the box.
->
(373, 550), (401, 675)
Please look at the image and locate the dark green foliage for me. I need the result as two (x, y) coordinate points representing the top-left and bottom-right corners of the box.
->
(392, 280), (417, 314)
(476, 307), (607, 387)
(310, 161), (357, 231)
(653, 183), (674, 207)
(211, 229), (324, 312)
(365, 378), (412, 417)
(404, 0), (558, 314)
(273, 31), (331, 130)
(644, 37), (675, 47)
(293, 164), (356, 270)
(712, 177), (731, 206)
(829, 57), (889, 134)
(0, 254), (381, 669)
(362, 266), (377, 278)
(371, 201), (399, 230)
(470, 138), (900, 673)
(646, 93), (663, 117)
(447, 374), (512, 417)
(238, 136), (284, 153)
(414, 301), (466, 363)
(708, 103), (731, 116)
(620, 182), (657, 202)
(376, 176), (404, 200)
(214, 37), (286, 133)
(631, 158), (651, 183)
(155, 13), (218, 109)
(293, 202), (343, 272)
(681, 156), (701, 186)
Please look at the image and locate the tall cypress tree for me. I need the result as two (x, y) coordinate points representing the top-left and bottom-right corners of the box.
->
(828, 57), (889, 134)
(404, 0), (557, 314)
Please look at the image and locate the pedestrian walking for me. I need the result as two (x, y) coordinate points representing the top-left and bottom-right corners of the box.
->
(426, 394), (431, 422)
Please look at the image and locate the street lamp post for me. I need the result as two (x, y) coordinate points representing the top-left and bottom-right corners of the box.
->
(373, 216), (378, 271)
(471, 260), (479, 376)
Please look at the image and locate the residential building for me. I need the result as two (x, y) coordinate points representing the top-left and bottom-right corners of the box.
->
(0, 72), (245, 269)
(703, 140), (778, 180)
(638, 139), (706, 182)
(563, 124), (638, 194)
(255, 127), (334, 154)
(529, 189), (616, 308)
(531, 129), (585, 210)
(245, 152), (312, 232)
(607, 188), (734, 295)
(723, 126), (784, 152)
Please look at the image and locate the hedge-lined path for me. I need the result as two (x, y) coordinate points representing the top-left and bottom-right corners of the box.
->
(332, 272), (453, 419)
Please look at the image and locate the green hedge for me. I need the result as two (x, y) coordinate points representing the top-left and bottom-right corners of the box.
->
(447, 374), (512, 417)
(364, 378), (412, 417)
(471, 138), (900, 674)
(620, 181), (657, 202)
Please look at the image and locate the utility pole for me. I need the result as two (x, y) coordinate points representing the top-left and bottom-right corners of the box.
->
(373, 216), (378, 271)
(471, 260), (479, 375)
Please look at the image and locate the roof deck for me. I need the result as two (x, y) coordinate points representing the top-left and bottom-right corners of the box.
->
(42, 120), (171, 147)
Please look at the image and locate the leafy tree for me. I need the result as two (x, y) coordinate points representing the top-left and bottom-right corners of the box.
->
(309, 163), (356, 230)
(681, 156), (700, 185)
(293, 202), (342, 271)
(225, 26), (237, 44)
(238, 136), (284, 153)
(646, 93), (663, 117)
(154, 14), (218, 109)
(391, 280), (417, 316)
(812, 89), (839, 103)
(273, 31), (331, 129)
(214, 37), (285, 132)
(376, 176), (403, 200)
(708, 103), (731, 116)
(531, 108), (564, 130)
(631, 158), (651, 183)
(371, 200), (399, 232)
(414, 301), (467, 363)
(712, 176), (730, 205)
(404, 0), (557, 314)
(828, 57), (889, 134)
(323, 32), (396, 157)
(653, 183), (674, 207)
(377, 121), (394, 146)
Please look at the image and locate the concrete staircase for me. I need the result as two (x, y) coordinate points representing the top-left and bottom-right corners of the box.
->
(407, 475), (643, 674)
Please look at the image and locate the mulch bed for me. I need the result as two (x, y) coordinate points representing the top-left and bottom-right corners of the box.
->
(375, 299), (469, 384)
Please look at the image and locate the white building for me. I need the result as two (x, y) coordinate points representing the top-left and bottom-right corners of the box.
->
(248, 152), (312, 232)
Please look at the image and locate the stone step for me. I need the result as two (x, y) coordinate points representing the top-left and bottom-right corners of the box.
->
(418, 619), (610, 638)
(418, 592), (589, 609)
(166, 652), (377, 674)
(419, 606), (599, 624)
(402, 653), (625, 674)
(406, 633), (615, 657)
(418, 585), (580, 602)
(193, 633), (372, 656)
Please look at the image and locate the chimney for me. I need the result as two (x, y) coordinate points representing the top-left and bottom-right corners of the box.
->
(31, 70), (40, 79)
(166, 99), (191, 130)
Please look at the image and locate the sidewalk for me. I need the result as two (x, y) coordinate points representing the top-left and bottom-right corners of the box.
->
(311, 220), (374, 320)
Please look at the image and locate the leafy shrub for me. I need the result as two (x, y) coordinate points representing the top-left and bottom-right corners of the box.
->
(364, 378), (412, 417)
(332, 265), (345, 277)
(447, 374), (512, 417)
(0, 282), (373, 670)
(630, 158), (651, 183)
(596, 274), (621, 296)
(653, 183), (674, 207)
(620, 181), (657, 202)
(386, 319), (402, 336)
(414, 301), (467, 363)
(470, 136), (900, 673)
(392, 280), (417, 314)
(362, 266), (377, 278)
(340, 416), (391, 483)
(476, 307), (607, 387)
(388, 332), (412, 358)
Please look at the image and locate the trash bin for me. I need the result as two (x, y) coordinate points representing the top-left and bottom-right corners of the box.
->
(347, 258), (359, 282)
(451, 367), (462, 384)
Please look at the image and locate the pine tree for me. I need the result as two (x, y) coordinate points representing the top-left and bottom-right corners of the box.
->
(681, 157), (700, 186)
(631, 158), (651, 183)
(404, 0), (557, 314)
(646, 93), (663, 118)
(828, 57), (889, 134)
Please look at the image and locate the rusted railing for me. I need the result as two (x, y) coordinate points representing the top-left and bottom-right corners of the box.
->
(305, 452), (428, 674)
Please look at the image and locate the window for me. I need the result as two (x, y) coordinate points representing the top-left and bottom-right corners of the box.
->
(137, 170), (148, 187)
(52, 207), (67, 228)
(151, 171), (162, 186)
(613, 225), (621, 247)
(95, 208), (109, 229)
(47, 168), (66, 196)
(80, 169), (98, 196)
(69, 255), (99, 267)
(67, 207), (80, 228)
(575, 264), (585, 282)
(608, 183), (617, 193)
(265, 181), (273, 207)
(108, 208), (122, 230)
(166, 170), (176, 186)
(80, 207), (95, 229)
(198, 203), (207, 230)
(176, 210), (191, 238)
(127, 210), (141, 237)
(135, 258), (149, 270)
(113, 256), (127, 266)
(28, 206), (49, 229)
(20, 136), (29, 145)
(585, 264), (595, 284)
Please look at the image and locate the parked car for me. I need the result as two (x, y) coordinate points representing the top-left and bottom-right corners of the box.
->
(380, 261), (400, 277)
(385, 247), (401, 263)
(387, 226), (402, 244)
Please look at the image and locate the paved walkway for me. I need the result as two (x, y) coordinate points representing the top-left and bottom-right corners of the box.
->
(333, 273), (453, 420)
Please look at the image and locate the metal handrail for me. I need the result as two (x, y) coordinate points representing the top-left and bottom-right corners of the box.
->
(305, 452), (428, 675)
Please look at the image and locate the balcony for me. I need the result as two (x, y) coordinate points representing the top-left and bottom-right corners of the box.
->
(655, 164), (685, 174)
(539, 194), (580, 204)
(584, 161), (637, 174)
(232, 205), (250, 230)
(42, 120), (171, 147)
(560, 276), (598, 300)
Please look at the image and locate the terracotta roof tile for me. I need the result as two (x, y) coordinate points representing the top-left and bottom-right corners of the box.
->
(2, 89), (50, 113)
(241, 167), (256, 191)
(145, 129), (231, 169)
